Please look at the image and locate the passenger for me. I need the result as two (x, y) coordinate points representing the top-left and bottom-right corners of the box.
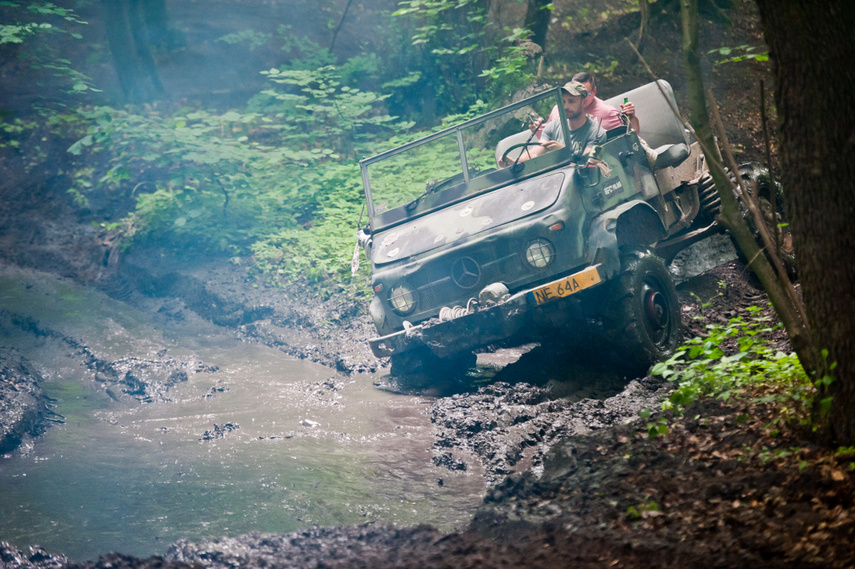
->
(573, 71), (640, 133)
(541, 72), (657, 165)
(539, 72), (639, 134)
(510, 81), (606, 165)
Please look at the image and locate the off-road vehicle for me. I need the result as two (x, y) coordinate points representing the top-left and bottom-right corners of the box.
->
(358, 81), (724, 383)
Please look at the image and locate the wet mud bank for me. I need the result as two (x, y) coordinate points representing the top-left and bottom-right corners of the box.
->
(117, 251), (381, 375)
(429, 376), (671, 487)
(8, 222), (842, 569)
(0, 300), (221, 409)
(0, 349), (55, 455)
(5, 255), (853, 569)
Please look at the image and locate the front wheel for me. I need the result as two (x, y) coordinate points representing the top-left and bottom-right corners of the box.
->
(602, 250), (682, 376)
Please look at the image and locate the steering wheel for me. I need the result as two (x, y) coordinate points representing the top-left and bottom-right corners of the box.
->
(500, 141), (543, 166)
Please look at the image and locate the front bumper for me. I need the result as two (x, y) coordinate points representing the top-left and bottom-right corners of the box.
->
(368, 264), (603, 359)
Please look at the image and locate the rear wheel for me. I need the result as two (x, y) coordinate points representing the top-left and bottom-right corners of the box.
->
(602, 250), (682, 376)
(732, 164), (797, 278)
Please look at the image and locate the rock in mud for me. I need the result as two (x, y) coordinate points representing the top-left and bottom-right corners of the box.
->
(0, 541), (68, 569)
(200, 422), (239, 441)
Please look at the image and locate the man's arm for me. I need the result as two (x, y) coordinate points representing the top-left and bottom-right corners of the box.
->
(504, 142), (549, 165)
(620, 101), (641, 134)
(507, 120), (561, 165)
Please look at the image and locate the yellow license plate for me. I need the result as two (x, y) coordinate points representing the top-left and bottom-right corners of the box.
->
(530, 265), (601, 305)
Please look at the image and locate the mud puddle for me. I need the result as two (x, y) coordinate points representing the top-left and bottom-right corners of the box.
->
(0, 266), (485, 562)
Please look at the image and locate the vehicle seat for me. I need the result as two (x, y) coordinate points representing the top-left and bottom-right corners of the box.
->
(605, 81), (691, 171)
(651, 142), (689, 170)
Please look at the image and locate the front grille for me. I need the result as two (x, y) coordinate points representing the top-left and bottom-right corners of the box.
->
(410, 246), (522, 315)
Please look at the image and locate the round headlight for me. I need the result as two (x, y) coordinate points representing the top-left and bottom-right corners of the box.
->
(388, 284), (418, 315)
(525, 238), (555, 269)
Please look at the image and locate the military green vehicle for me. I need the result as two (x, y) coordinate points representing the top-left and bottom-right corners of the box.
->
(358, 81), (721, 383)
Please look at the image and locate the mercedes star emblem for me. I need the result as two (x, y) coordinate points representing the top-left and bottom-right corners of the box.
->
(451, 257), (481, 289)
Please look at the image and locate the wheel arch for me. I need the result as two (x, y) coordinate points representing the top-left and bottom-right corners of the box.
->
(586, 201), (668, 278)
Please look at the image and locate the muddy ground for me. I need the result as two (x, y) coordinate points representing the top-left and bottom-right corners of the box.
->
(3, 1), (855, 566)
(4, 210), (855, 569)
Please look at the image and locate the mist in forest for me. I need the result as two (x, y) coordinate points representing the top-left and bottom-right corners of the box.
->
(0, 0), (401, 113)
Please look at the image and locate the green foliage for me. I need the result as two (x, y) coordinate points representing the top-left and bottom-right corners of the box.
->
(217, 29), (271, 50)
(0, 1), (98, 95)
(580, 58), (620, 82)
(479, 27), (539, 99)
(709, 45), (769, 66)
(63, 57), (416, 289)
(626, 497), (661, 520)
(393, 0), (493, 110)
(1, 20), (49, 43)
(639, 407), (669, 438)
(651, 306), (812, 424)
(393, 0), (539, 113)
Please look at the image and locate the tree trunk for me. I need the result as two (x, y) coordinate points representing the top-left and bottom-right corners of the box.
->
(678, 0), (812, 365)
(102, 0), (166, 102)
(636, 0), (650, 53)
(680, 0), (714, 155)
(330, 0), (354, 52)
(754, 0), (855, 445)
(524, 0), (551, 53)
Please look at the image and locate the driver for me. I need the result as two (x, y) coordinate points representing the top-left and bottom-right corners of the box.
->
(511, 81), (606, 164)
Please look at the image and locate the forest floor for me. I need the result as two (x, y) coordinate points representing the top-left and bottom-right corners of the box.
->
(5, 259), (855, 569)
(2, 0), (855, 567)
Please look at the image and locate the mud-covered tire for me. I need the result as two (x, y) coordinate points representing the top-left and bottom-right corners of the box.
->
(390, 348), (476, 390)
(731, 164), (797, 279)
(602, 250), (682, 376)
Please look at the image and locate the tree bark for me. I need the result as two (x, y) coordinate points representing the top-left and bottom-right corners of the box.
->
(678, 0), (817, 397)
(330, 0), (354, 52)
(754, 0), (855, 445)
(636, 0), (650, 53)
(524, 0), (551, 53)
(102, 0), (166, 102)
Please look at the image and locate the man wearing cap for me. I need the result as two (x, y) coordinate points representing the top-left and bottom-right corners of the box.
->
(540, 72), (639, 133)
(514, 80), (606, 164)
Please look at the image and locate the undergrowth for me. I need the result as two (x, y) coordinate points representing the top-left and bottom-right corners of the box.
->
(645, 305), (814, 438)
(2, 1), (541, 298)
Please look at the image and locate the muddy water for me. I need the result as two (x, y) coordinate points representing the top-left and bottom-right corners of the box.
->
(0, 267), (485, 562)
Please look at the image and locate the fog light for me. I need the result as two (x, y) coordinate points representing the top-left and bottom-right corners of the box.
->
(388, 284), (418, 315)
(525, 238), (555, 269)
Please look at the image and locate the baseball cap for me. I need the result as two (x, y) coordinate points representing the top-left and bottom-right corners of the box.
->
(561, 81), (588, 98)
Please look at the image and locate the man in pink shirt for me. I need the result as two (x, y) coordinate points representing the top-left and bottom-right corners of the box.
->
(543, 72), (640, 133)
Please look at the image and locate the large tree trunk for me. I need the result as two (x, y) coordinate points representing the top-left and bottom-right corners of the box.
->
(754, 0), (855, 445)
(677, 0), (814, 375)
(102, 0), (166, 103)
(636, 0), (650, 53)
(524, 0), (551, 53)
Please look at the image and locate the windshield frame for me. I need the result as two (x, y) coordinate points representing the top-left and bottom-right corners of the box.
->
(360, 87), (571, 232)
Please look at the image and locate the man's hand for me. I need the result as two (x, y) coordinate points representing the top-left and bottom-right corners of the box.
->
(539, 140), (563, 151)
(619, 101), (636, 117)
(619, 100), (640, 133)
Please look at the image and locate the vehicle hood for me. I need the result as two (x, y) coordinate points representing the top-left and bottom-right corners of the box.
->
(371, 172), (565, 265)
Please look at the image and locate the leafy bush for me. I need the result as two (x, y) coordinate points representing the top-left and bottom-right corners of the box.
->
(651, 306), (813, 430)
(63, 60), (413, 289)
(7, 5), (548, 294)
(393, 0), (539, 115)
(0, 1), (99, 96)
